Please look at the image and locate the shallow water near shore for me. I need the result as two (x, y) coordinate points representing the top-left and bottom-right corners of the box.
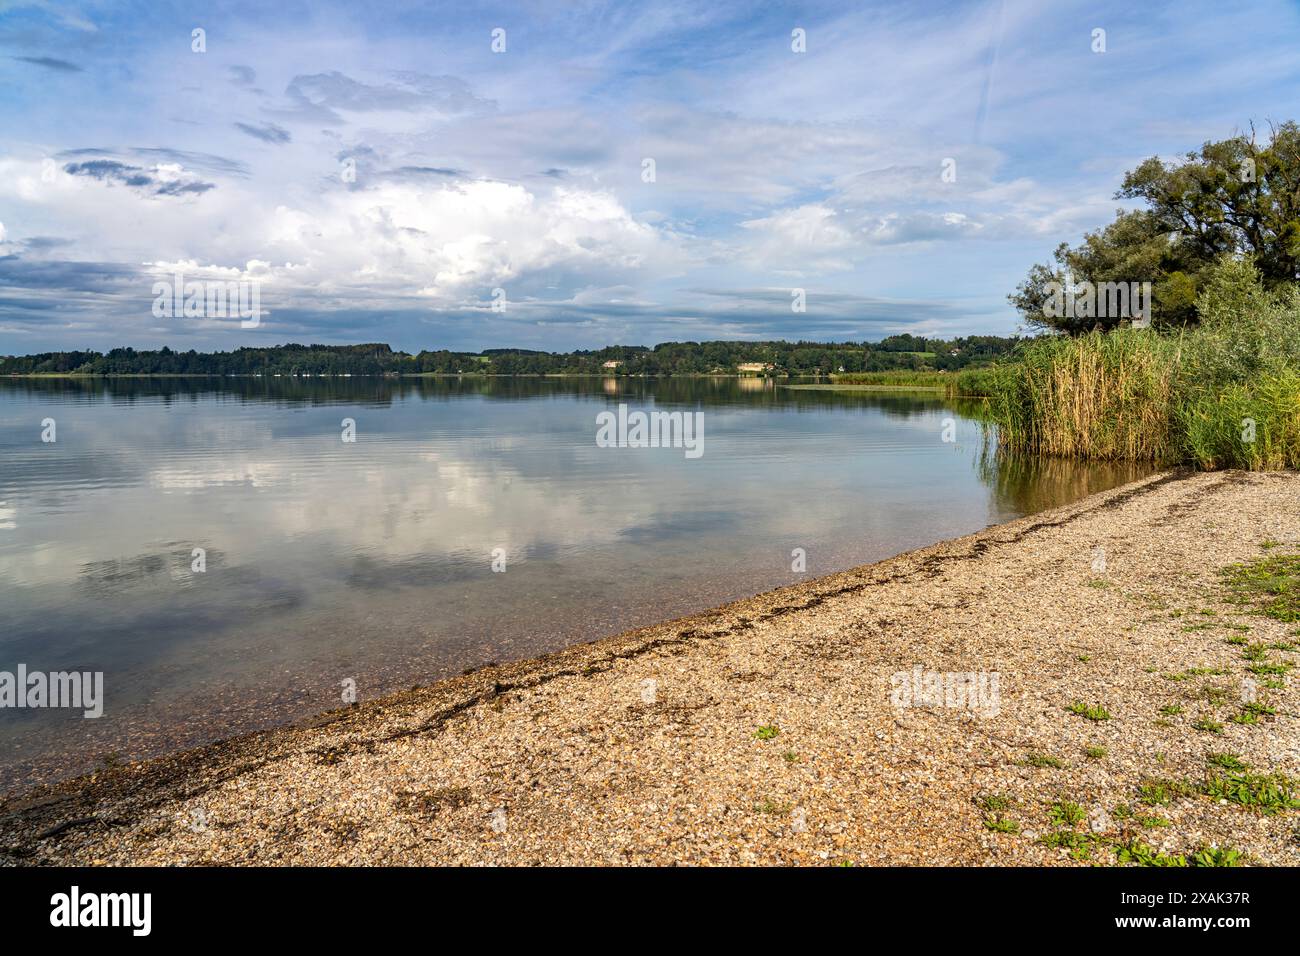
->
(0, 376), (1154, 792)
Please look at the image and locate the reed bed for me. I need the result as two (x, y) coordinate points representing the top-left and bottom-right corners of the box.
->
(964, 259), (1300, 470)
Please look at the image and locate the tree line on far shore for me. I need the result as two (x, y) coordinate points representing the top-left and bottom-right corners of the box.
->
(0, 334), (1020, 377)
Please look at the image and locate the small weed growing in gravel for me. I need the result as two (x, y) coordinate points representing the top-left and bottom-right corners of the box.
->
(782, 751), (800, 763)
(1203, 771), (1300, 814)
(1076, 654), (1091, 662)
(1020, 753), (1066, 769)
(1068, 702), (1112, 721)
(1138, 778), (1195, 806)
(1115, 838), (1187, 867)
(1221, 552), (1300, 622)
(1039, 830), (1093, 856)
(1231, 701), (1276, 724)
(1248, 661), (1292, 676)
(1138, 816), (1171, 828)
(1224, 635), (1249, 646)
(1159, 704), (1184, 716)
(1048, 801), (1087, 828)
(1207, 753), (1248, 771)
(1201, 684), (1232, 704)
(977, 793), (1016, 832)
(1164, 666), (1229, 681)
(1193, 717), (1224, 734)
(1191, 845), (1242, 867)
(754, 725), (780, 740)
(1085, 745), (1107, 760)
(1243, 642), (1270, 661)
(978, 794), (1013, 813)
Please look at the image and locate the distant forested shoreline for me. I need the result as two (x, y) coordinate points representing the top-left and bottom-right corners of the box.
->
(0, 335), (1019, 377)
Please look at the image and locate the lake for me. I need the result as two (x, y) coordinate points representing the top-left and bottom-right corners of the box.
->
(0, 376), (1152, 791)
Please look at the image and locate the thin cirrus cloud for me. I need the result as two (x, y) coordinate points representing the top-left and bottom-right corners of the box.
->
(1, 0), (1299, 355)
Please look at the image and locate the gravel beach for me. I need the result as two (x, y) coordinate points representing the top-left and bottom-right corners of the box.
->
(3, 468), (1298, 866)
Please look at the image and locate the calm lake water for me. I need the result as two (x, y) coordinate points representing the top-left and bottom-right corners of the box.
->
(0, 376), (1152, 791)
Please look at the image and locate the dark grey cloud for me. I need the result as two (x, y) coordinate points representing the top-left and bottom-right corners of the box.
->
(20, 236), (75, 252)
(380, 165), (467, 182)
(62, 159), (215, 196)
(155, 179), (216, 196)
(63, 159), (153, 188)
(271, 71), (494, 124)
(0, 294), (66, 313)
(12, 55), (83, 73)
(0, 255), (142, 293)
(234, 121), (291, 144)
(58, 147), (249, 178)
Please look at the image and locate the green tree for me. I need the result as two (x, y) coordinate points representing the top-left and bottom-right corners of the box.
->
(1012, 121), (1300, 333)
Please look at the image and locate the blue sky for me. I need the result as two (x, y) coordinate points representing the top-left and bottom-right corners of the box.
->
(1, 0), (1299, 353)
